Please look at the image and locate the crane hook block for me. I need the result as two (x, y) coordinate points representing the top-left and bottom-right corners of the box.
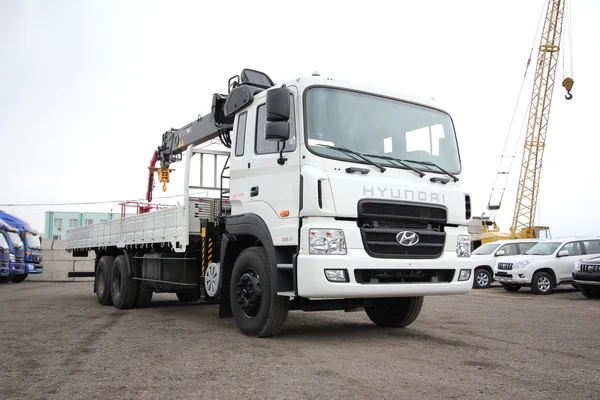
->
(562, 77), (574, 100)
(158, 168), (171, 192)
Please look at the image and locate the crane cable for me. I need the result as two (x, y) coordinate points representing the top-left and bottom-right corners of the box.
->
(562, 0), (574, 99)
(486, 0), (548, 217)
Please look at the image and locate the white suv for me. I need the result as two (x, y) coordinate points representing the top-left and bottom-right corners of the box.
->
(470, 239), (541, 289)
(493, 236), (600, 295)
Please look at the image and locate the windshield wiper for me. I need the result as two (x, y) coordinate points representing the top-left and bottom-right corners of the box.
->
(314, 145), (386, 173)
(402, 159), (459, 182)
(362, 154), (425, 178)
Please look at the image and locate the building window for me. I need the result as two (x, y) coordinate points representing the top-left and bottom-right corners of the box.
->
(69, 219), (78, 228)
(54, 218), (63, 230)
(53, 235), (60, 239)
(99, 219), (107, 223)
(85, 219), (93, 226)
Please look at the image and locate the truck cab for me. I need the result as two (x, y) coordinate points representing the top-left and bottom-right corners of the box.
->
(0, 232), (10, 278)
(0, 220), (26, 282)
(0, 211), (44, 281)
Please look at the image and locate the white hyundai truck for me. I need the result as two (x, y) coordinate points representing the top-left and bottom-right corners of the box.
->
(65, 68), (475, 337)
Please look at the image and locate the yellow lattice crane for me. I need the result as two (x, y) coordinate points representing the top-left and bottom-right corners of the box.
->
(472, 0), (574, 248)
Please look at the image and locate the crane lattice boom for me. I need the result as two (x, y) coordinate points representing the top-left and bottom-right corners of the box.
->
(510, 0), (566, 239)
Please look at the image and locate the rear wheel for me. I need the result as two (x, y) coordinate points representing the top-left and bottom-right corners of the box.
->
(531, 271), (553, 295)
(10, 273), (28, 283)
(230, 246), (289, 337)
(579, 286), (600, 299)
(95, 256), (114, 305)
(364, 297), (424, 327)
(473, 268), (492, 289)
(110, 255), (137, 309)
(501, 283), (521, 292)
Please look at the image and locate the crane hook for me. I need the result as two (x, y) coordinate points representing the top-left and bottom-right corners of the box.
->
(562, 77), (574, 100)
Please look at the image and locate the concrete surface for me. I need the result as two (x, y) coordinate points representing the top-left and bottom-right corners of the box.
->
(28, 239), (94, 282)
(0, 282), (598, 399)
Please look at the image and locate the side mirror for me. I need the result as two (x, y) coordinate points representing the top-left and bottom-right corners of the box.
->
(266, 121), (290, 142)
(558, 249), (569, 257)
(495, 250), (505, 257)
(266, 87), (290, 122)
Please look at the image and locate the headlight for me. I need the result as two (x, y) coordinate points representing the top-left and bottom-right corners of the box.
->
(9, 254), (15, 262)
(513, 260), (532, 270)
(574, 260), (581, 272)
(456, 235), (471, 258)
(309, 229), (347, 255)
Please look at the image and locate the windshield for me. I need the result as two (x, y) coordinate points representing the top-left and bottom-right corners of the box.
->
(472, 243), (499, 255)
(305, 87), (461, 173)
(8, 231), (24, 249)
(525, 242), (561, 255)
(0, 233), (7, 249)
(26, 233), (42, 250)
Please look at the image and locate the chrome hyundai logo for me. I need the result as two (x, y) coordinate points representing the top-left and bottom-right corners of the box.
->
(396, 231), (420, 246)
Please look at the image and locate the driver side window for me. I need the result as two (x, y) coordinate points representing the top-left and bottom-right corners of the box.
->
(561, 242), (583, 256)
(498, 244), (518, 256)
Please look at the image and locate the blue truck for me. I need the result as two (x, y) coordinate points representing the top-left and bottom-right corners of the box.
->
(0, 230), (10, 278)
(0, 212), (43, 282)
(0, 220), (26, 282)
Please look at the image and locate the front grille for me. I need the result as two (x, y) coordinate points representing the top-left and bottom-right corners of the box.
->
(358, 200), (447, 259)
(498, 262), (513, 270)
(16, 257), (24, 263)
(32, 255), (42, 263)
(580, 264), (600, 273)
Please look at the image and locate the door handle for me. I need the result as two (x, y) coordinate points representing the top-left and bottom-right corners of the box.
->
(250, 186), (259, 197)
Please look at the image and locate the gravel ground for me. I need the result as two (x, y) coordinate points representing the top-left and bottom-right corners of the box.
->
(0, 281), (598, 400)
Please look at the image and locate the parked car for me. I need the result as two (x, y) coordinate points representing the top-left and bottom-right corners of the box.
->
(573, 255), (600, 299)
(470, 239), (541, 289)
(493, 236), (600, 295)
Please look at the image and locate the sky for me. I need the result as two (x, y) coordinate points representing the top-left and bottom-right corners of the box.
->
(1, 0), (599, 239)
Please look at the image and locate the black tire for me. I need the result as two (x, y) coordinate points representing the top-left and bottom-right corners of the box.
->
(473, 268), (492, 289)
(501, 283), (521, 292)
(176, 292), (196, 303)
(135, 288), (153, 308)
(10, 273), (28, 283)
(230, 246), (289, 337)
(95, 256), (114, 306)
(579, 286), (600, 299)
(364, 297), (424, 327)
(110, 255), (138, 309)
(531, 271), (553, 295)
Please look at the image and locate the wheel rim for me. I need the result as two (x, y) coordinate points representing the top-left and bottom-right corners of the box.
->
(538, 276), (551, 292)
(204, 263), (219, 298)
(112, 267), (122, 298)
(235, 268), (262, 318)
(477, 271), (489, 287)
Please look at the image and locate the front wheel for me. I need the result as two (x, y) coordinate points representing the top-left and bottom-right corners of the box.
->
(579, 286), (600, 299)
(230, 246), (289, 337)
(473, 268), (492, 289)
(531, 271), (554, 295)
(364, 297), (424, 327)
(10, 273), (28, 283)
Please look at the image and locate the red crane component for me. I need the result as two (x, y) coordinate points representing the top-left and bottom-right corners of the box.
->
(147, 150), (158, 202)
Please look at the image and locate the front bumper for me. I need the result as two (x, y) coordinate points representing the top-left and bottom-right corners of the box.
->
(26, 263), (43, 274)
(573, 272), (600, 286)
(0, 264), (8, 277)
(9, 262), (25, 275)
(494, 270), (532, 285)
(296, 250), (474, 299)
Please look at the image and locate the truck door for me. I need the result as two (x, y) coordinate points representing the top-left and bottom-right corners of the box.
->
(229, 87), (301, 246)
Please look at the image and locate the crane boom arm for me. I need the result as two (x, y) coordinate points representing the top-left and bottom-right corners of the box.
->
(510, 0), (566, 238)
